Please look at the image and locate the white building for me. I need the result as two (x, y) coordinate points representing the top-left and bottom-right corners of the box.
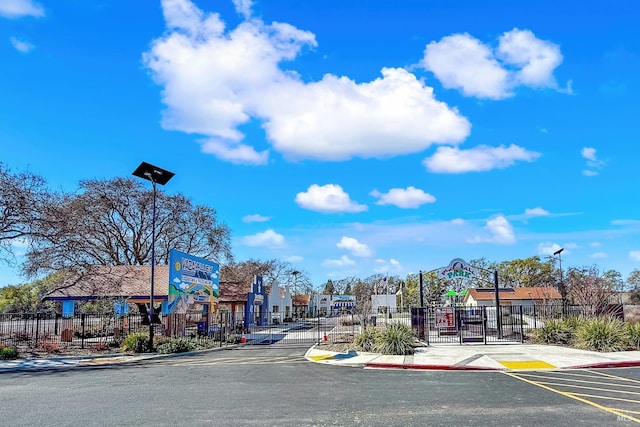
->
(266, 285), (292, 324)
(371, 294), (397, 314)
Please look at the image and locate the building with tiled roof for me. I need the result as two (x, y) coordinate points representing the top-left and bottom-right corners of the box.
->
(463, 287), (562, 307)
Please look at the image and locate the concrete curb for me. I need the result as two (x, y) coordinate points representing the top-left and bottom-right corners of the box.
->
(0, 343), (245, 373)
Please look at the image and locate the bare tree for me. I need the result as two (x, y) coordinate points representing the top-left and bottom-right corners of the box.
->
(566, 266), (616, 317)
(24, 177), (232, 277)
(0, 163), (51, 266)
(220, 259), (309, 292)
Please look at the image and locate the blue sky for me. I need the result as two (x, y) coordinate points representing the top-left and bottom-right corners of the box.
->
(1, 0), (639, 287)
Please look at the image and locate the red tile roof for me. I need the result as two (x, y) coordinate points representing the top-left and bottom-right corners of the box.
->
(465, 287), (561, 302)
(46, 265), (169, 299)
(45, 265), (252, 303)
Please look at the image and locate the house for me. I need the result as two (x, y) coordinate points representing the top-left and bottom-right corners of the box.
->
(264, 285), (291, 323)
(463, 287), (562, 308)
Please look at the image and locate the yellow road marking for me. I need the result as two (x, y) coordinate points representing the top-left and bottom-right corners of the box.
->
(585, 369), (640, 384)
(570, 393), (640, 405)
(513, 373), (640, 389)
(499, 360), (556, 370)
(532, 381), (640, 396)
(505, 372), (640, 424)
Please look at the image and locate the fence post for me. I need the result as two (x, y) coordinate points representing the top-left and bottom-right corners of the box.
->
(519, 306), (524, 343)
(533, 304), (537, 329)
(425, 307), (429, 346)
(81, 313), (86, 349)
(483, 306), (487, 345)
(35, 313), (40, 347)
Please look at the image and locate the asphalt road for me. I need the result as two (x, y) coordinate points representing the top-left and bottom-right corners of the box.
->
(1, 345), (638, 426)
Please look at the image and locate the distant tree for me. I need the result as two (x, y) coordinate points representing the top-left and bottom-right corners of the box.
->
(626, 270), (640, 304)
(0, 163), (51, 266)
(220, 259), (308, 292)
(344, 283), (352, 295)
(0, 273), (64, 313)
(322, 279), (336, 295)
(404, 273), (420, 307)
(566, 266), (616, 316)
(496, 256), (556, 288)
(24, 177), (233, 277)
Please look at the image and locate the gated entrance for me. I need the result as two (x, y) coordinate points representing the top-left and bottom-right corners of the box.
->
(416, 305), (525, 344)
(234, 312), (359, 347)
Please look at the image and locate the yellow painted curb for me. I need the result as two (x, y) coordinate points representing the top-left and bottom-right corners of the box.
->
(500, 360), (556, 370)
(309, 354), (335, 361)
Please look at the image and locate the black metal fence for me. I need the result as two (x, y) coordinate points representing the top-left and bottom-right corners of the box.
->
(0, 304), (627, 352)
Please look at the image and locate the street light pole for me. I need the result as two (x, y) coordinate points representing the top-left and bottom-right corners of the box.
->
(554, 248), (566, 309)
(132, 162), (174, 351)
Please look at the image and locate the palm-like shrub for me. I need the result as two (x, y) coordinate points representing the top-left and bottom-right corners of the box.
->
(534, 318), (576, 345)
(575, 317), (627, 352)
(375, 323), (416, 355)
(354, 327), (378, 352)
(626, 323), (640, 350)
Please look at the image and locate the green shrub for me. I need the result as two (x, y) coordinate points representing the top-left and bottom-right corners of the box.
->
(157, 338), (197, 354)
(534, 318), (577, 345)
(120, 331), (151, 353)
(354, 327), (378, 352)
(575, 317), (627, 352)
(375, 323), (416, 355)
(626, 323), (640, 350)
(0, 346), (19, 360)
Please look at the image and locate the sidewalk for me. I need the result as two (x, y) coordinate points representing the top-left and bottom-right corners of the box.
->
(0, 353), (160, 373)
(305, 343), (640, 371)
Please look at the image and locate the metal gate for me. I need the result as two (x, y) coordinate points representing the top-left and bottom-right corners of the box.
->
(416, 305), (525, 345)
(239, 312), (359, 346)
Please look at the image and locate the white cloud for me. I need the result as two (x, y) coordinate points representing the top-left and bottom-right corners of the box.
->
(232, 0), (253, 19)
(497, 29), (562, 88)
(469, 215), (515, 244)
(581, 147), (597, 161)
(373, 258), (402, 274)
(10, 37), (34, 52)
(144, 0), (470, 164)
(423, 144), (541, 173)
(524, 207), (550, 217)
(0, 0), (44, 19)
(322, 255), (355, 268)
(240, 229), (285, 248)
(537, 242), (576, 257)
(631, 251), (640, 262)
(422, 28), (564, 99)
(200, 138), (269, 165)
(370, 186), (436, 208)
(242, 213), (270, 223)
(422, 33), (510, 99)
(590, 252), (608, 259)
(581, 147), (605, 176)
(589, 242), (601, 248)
(285, 255), (303, 263)
(295, 184), (367, 213)
(451, 218), (465, 225)
(336, 236), (373, 257)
